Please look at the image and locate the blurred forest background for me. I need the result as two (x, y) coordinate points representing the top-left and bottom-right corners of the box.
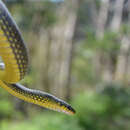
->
(0, 0), (130, 130)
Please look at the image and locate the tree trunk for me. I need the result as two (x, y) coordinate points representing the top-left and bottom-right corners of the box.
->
(111, 0), (129, 83)
(110, 0), (124, 32)
(96, 0), (110, 39)
(114, 36), (130, 83)
(94, 0), (110, 82)
(48, 0), (79, 99)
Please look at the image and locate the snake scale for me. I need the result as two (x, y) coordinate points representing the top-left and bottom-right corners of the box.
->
(0, 1), (75, 115)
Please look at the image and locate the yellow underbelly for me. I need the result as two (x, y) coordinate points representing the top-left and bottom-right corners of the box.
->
(0, 30), (20, 83)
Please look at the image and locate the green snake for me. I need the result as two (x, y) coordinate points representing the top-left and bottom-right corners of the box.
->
(0, 1), (75, 115)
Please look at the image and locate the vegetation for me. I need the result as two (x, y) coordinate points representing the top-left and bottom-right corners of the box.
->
(1, 84), (130, 130)
(0, 0), (130, 129)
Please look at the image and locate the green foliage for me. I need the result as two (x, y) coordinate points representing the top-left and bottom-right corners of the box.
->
(73, 41), (99, 85)
(72, 83), (130, 130)
(0, 88), (14, 119)
(73, 31), (121, 85)
(120, 24), (130, 35)
(85, 31), (120, 53)
(0, 113), (83, 130)
(1, 1), (130, 130)
(0, 100), (14, 118)
(10, 2), (57, 31)
(1, 83), (130, 130)
(73, 91), (109, 130)
(73, 50), (98, 85)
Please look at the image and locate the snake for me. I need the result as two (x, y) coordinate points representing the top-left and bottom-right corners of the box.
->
(0, 1), (75, 115)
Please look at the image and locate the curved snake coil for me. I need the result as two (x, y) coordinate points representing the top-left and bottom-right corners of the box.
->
(0, 1), (75, 115)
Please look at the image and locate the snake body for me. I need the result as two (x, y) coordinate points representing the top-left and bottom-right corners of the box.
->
(0, 1), (75, 115)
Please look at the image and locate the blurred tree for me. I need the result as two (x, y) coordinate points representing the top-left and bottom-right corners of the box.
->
(1, 1), (130, 128)
(48, 0), (79, 99)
